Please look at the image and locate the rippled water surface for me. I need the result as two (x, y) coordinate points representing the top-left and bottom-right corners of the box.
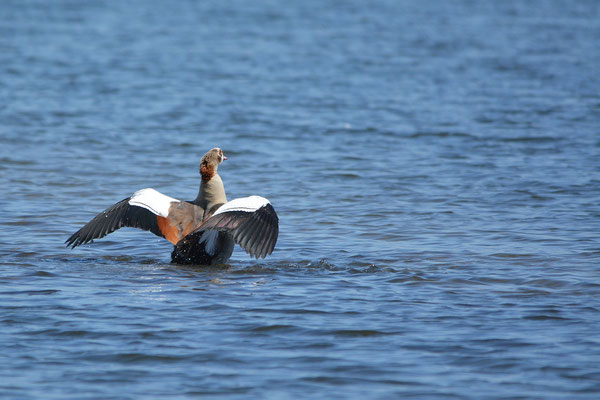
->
(1, 1), (600, 398)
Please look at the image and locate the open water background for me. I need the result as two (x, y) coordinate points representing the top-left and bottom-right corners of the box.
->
(1, 0), (599, 398)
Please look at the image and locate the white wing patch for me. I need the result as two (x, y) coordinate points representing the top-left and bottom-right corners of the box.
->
(128, 188), (179, 217)
(199, 230), (220, 256)
(213, 196), (270, 216)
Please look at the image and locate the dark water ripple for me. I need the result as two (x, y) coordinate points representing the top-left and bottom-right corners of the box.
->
(2, 0), (600, 399)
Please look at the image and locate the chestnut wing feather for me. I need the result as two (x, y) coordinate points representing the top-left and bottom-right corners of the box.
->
(65, 198), (163, 248)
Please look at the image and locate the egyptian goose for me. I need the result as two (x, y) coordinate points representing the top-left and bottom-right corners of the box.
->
(65, 148), (278, 265)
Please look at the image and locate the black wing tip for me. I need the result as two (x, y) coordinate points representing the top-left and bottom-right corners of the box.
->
(240, 203), (278, 259)
(65, 233), (79, 248)
(65, 232), (87, 249)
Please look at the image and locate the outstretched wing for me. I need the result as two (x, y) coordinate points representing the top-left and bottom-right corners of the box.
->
(175, 196), (279, 259)
(65, 188), (181, 248)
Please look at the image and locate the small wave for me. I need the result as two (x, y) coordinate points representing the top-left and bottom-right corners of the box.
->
(489, 253), (537, 258)
(249, 324), (298, 333)
(500, 135), (561, 143)
(523, 314), (570, 321)
(0, 157), (37, 166)
(408, 131), (477, 139)
(29, 270), (57, 277)
(0, 289), (60, 296)
(85, 353), (189, 364)
(328, 329), (397, 337)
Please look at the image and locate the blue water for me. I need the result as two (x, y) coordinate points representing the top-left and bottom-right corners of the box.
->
(1, 1), (599, 398)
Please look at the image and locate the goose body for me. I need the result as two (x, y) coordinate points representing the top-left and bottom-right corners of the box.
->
(66, 148), (278, 265)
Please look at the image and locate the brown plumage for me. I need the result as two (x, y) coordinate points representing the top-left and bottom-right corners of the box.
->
(200, 148), (225, 183)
